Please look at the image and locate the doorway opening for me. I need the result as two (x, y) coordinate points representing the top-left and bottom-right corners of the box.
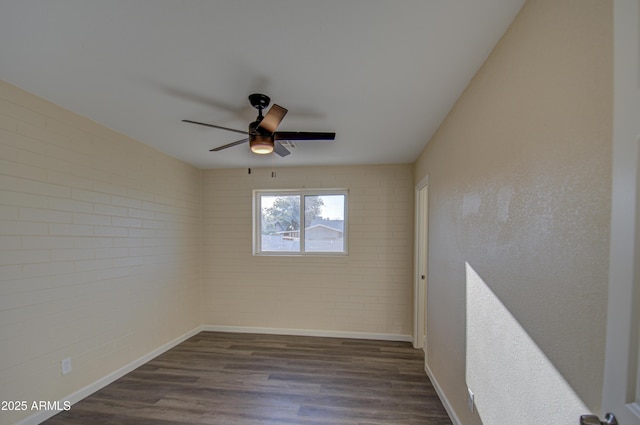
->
(414, 176), (429, 351)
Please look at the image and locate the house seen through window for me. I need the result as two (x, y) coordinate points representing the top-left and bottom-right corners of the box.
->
(254, 190), (348, 255)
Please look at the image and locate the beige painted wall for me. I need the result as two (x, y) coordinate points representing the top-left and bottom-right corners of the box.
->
(414, 0), (612, 423)
(0, 80), (203, 424)
(202, 165), (414, 337)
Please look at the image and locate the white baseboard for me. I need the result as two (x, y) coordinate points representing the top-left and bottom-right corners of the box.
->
(201, 324), (413, 342)
(16, 326), (202, 425)
(425, 361), (462, 425)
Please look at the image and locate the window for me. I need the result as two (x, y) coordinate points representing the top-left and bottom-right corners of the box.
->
(254, 189), (348, 255)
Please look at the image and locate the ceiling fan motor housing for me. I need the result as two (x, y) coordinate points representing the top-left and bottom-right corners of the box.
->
(249, 120), (271, 137)
(248, 119), (274, 154)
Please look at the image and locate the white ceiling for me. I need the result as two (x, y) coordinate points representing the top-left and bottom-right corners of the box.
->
(0, 1), (524, 169)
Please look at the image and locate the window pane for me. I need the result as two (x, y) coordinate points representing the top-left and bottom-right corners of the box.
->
(304, 195), (345, 252)
(260, 195), (300, 252)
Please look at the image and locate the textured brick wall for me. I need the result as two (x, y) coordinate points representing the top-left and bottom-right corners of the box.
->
(202, 165), (414, 337)
(0, 80), (202, 424)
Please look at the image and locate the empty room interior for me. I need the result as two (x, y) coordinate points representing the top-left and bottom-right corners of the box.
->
(1, 1), (636, 425)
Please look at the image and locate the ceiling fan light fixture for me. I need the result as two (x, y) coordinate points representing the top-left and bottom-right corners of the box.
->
(250, 135), (274, 154)
(183, 93), (335, 157)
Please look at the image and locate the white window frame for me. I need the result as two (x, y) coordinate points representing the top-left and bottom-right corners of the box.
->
(253, 189), (349, 256)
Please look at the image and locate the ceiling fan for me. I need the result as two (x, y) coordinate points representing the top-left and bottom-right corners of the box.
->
(182, 93), (335, 156)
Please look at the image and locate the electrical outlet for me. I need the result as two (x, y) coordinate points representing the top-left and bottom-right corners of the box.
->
(467, 387), (474, 413)
(61, 357), (72, 375)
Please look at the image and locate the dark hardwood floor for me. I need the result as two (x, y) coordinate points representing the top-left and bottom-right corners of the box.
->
(43, 332), (453, 425)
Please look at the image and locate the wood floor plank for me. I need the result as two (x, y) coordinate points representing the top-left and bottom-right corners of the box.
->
(42, 332), (452, 425)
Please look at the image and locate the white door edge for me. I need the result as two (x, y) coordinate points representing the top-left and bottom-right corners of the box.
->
(602, 1), (640, 423)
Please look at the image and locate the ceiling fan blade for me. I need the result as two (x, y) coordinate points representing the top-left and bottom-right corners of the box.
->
(273, 142), (291, 157)
(274, 131), (336, 141)
(182, 119), (248, 135)
(209, 138), (249, 151)
(257, 104), (288, 133)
